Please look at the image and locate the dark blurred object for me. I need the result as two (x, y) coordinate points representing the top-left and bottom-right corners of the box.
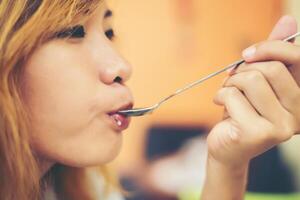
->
(145, 125), (207, 161)
(121, 177), (176, 200)
(247, 146), (296, 193)
(123, 125), (207, 200)
(122, 126), (296, 200)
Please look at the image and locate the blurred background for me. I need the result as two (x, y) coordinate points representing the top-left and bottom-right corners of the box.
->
(107, 0), (300, 199)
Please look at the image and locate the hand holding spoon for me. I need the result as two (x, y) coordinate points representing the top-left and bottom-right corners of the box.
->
(118, 32), (300, 117)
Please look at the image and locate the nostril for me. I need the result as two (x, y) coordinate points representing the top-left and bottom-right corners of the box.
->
(113, 76), (122, 84)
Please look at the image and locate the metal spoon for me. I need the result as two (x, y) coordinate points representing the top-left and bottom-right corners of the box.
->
(118, 32), (300, 117)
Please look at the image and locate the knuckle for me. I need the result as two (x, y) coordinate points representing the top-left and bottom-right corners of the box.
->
(252, 120), (279, 144)
(256, 125), (275, 142)
(266, 61), (285, 78)
(226, 87), (240, 98)
(244, 71), (264, 83)
(261, 127), (280, 144)
(250, 116), (296, 145)
(222, 87), (240, 103)
(214, 88), (226, 103)
(278, 114), (297, 140)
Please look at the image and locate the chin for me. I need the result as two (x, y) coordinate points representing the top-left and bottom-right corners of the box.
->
(60, 152), (120, 167)
(76, 145), (122, 167)
(95, 148), (122, 164)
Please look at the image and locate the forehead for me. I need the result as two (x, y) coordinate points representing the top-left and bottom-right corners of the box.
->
(89, 2), (109, 20)
(82, 2), (111, 28)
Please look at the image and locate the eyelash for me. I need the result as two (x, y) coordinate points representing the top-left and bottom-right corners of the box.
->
(56, 25), (85, 38)
(56, 25), (115, 41)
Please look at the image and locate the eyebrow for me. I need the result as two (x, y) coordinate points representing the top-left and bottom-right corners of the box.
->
(104, 9), (113, 18)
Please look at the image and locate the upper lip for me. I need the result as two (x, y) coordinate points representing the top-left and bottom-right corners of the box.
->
(108, 102), (134, 115)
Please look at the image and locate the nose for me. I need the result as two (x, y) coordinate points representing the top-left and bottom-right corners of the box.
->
(99, 53), (132, 85)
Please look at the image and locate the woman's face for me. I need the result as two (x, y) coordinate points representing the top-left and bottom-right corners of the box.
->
(22, 4), (133, 167)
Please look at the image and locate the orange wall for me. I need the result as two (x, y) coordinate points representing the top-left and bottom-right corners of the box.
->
(110, 0), (283, 170)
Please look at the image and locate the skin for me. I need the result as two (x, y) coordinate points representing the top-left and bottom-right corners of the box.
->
(22, 3), (133, 175)
(19, 1), (299, 197)
(202, 15), (300, 200)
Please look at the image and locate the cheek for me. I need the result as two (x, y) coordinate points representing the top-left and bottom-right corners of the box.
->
(23, 42), (122, 166)
(24, 43), (99, 132)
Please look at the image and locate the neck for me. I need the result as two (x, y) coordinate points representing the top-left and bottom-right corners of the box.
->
(37, 157), (55, 179)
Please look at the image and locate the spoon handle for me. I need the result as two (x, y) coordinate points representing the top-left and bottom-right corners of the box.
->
(158, 32), (300, 106)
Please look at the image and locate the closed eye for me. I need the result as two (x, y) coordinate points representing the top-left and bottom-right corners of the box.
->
(56, 25), (85, 39)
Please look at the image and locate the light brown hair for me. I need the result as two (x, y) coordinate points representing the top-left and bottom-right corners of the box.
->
(0, 0), (108, 199)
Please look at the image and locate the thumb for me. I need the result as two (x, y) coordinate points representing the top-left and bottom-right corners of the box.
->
(268, 15), (298, 41)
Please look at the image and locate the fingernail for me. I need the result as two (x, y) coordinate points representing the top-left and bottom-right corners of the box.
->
(242, 46), (256, 60)
(226, 68), (233, 74)
(226, 67), (236, 75)
(226, 65), (238, 75)
(278, 15), (294, 25)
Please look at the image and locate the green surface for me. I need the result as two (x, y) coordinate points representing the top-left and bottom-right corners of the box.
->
(179, 191), (300, 200)
(245, 193), (300, 200)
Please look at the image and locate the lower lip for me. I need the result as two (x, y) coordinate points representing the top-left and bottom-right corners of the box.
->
(107, 113), (130, 131)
